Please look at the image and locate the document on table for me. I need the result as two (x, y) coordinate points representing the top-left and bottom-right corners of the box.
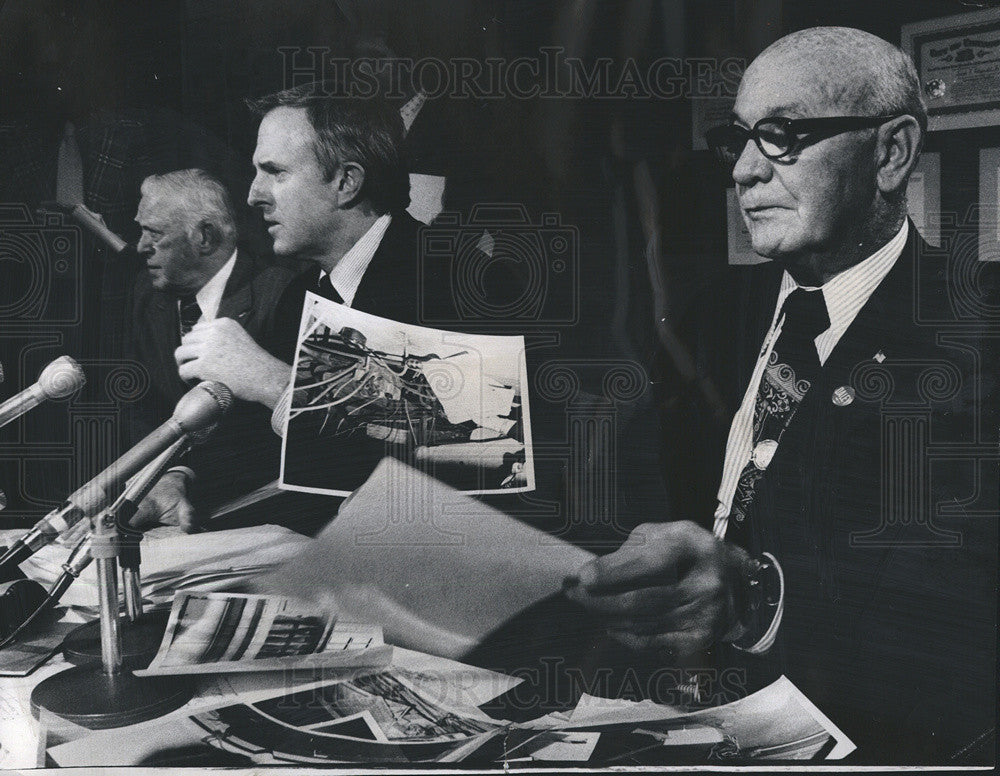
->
(18, 524), (312, 610)
(135, 591), (392, 676)
(257, 457), (594, 658)
(556, 675), (856, 760)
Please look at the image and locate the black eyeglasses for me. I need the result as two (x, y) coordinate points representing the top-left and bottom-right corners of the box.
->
(705, 115), (901, 165)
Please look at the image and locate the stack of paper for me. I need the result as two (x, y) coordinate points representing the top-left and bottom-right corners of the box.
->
(18, 525), (312, 610)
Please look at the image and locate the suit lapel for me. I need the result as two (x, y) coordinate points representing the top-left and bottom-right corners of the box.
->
(146, 290), (188, 394)
(216, 250), (254, 326)
(351, 213), (421, 323)
(819, 226), (919, 386)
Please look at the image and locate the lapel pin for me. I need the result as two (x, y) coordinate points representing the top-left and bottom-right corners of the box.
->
(873, 350), (886, 363)
(832, 385), (855, 406)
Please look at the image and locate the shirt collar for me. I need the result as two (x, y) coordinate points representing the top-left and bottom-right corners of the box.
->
(194, 248), (239, 321)
(772, 220), (908, 363)
(321, 214), (393, 307)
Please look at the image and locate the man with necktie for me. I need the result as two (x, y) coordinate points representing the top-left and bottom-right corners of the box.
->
(566, 27), (997, 762)
(173, 87), (457, 494)
(126, 169), (295, 529)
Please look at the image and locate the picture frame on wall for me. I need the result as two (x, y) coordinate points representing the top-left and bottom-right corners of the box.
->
(902, 7), (1000, 131)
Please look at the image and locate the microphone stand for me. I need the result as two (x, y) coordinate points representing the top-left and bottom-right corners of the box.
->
(30, 446), (195, 729)
(61, 439), (190, 669)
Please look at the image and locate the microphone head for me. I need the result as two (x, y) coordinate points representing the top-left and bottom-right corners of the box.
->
(172, 381), (233, 433)
(38, 356), (86, 400)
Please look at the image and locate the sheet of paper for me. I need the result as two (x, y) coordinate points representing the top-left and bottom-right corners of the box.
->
(390, 646), (523, 709)
(135, 591), (391, 676)
(502, 730), (602, 761)
(18, 524), (312, 609)
(560, 676), (855, 760)
(0, 619), (78, 676)
(258, 457), (593, 659)
(49, 665), (509, 767)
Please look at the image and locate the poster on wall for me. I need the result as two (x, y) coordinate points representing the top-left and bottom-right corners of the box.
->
(902, 7), (1000, 131)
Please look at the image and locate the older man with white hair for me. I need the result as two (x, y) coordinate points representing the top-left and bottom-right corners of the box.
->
(568, 27), (997, 762)
(126, 169), (296, 530)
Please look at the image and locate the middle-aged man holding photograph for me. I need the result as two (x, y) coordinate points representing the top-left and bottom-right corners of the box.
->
(567, 27), (997, 762)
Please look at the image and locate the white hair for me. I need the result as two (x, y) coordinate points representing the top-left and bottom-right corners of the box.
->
(140, 169), (237, 245)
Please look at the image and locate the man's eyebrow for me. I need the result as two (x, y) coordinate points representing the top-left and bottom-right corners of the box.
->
(731, 103), (809, 125)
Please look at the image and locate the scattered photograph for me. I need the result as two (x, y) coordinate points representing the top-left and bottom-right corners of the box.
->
(281, 293), (534, 496)
(137, 592), (389, 675)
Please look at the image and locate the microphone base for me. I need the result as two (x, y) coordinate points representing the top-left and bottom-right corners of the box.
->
(62, 608), (170, 670)
(30, 664), (193, 730)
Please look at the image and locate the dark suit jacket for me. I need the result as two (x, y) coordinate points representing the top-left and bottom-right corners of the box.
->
(672, 226), (998, 763)
(268, 212), (447, 363)
(126, 250), (297, 513)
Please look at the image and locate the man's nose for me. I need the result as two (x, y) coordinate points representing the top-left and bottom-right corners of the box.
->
(247, 173), (268, 207)
(732, 137), (773, 187)
(136, 233), (152, 255)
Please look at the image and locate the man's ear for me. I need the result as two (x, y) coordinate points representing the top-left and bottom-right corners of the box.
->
(334, 162), (366, 208)
(196, 221), (223, 254)
(875, 115), (922, 197)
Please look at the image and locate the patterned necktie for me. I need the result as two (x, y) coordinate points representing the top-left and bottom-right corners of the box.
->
(729, 288), (830, 530)
(316, 273), (344, 304)
(178, 296), (202, 340)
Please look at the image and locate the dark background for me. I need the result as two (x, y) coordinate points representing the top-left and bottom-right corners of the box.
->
(0, 0), (997, 526)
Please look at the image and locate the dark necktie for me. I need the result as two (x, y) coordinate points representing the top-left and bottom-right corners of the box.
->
(729, 288), (830, 533)
(316, 273), (344, 304)
(179, 296), (202, 340)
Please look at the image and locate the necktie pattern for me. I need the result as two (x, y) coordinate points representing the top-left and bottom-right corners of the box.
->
(179, 296), (202, 339)
(730, 288), (830, 528)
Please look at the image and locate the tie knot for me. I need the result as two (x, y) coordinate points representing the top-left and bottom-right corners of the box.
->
(781, 288), (830, 341)
(316, 273), (343, 304)
(179, 296), (202, 338)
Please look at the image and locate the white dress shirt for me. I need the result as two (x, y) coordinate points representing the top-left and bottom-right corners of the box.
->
(181, 248), (238, 323)
(713, 220), (909, 652)
(319, 214), (393, 307)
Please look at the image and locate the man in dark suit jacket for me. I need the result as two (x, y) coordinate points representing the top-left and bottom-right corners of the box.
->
(174, 87), (455, 498)
(566, 27), (997, 763)
(126, 169), (296, 529)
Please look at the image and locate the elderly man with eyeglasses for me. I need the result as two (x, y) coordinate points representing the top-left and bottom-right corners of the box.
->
(566, 27), (997, 763)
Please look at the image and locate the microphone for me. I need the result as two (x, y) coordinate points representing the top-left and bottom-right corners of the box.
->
(0, 356), (86, 429)
(0, 427), (222, 648)
(0, 381), (232, 573)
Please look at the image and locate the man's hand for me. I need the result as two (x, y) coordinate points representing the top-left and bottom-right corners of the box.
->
(564, 520), (751, 660)
(129, 470), (199, 532)
(175, 318), (290, 409)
